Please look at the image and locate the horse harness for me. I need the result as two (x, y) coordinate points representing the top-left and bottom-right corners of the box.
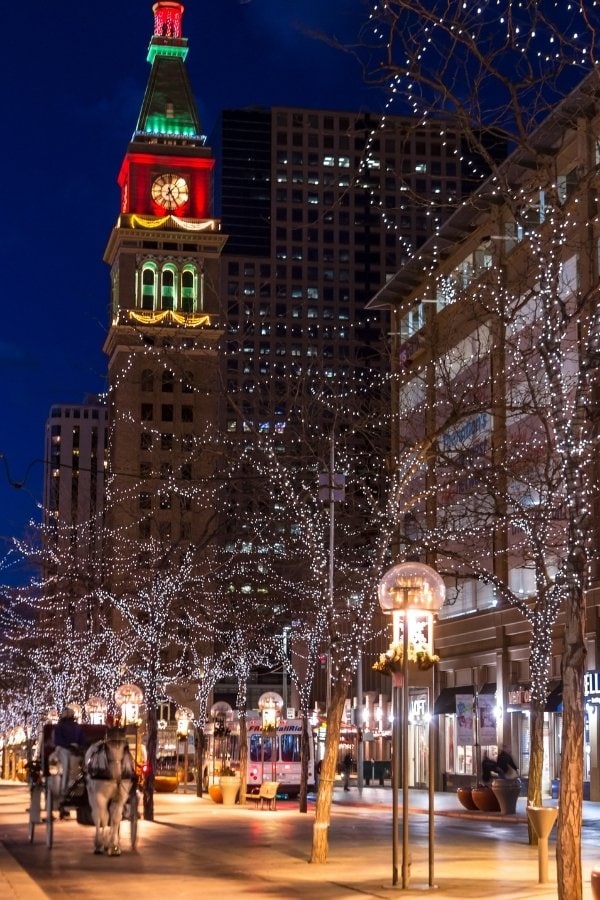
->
(86, 740), (135, 784)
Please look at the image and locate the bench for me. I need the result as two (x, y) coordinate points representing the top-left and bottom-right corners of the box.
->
(245, 781), (280, 810)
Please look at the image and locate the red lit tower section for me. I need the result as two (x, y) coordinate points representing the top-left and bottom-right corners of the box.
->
(117, 1), (214, 219)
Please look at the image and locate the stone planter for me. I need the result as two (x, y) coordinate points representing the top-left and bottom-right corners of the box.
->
(471, 785), (501, 812)
(457, 786), (478, 810)
(219, 775), (240, 806)
(491, 777), (521, 815)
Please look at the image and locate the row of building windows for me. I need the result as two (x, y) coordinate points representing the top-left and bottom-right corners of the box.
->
(227, 302), (352, 320)
(141, 403), (194, 422)
(140, 461), (193, 480)
(138, 518), (192, 541)
(139, 492), (193, 511)
(140, 430), (194, 451)
(140, 370), (194, 392)
(137, 262), (204, 313)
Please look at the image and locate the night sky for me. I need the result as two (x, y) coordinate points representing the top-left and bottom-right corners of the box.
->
(0, 0), (383, 560)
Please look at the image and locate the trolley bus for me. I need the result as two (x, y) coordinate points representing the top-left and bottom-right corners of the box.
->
(204, 716), (315, 796)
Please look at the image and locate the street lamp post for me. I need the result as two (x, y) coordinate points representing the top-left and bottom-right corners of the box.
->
(377, 562), (445, 890)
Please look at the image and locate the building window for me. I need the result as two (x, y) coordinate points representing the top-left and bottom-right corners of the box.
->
(141, 403), (153, 421)
(159, 492), (172, 510)
(181, 267), (198, 312)
(161, 266), (176, 310)
(139, 493), (152, 509)
(140, 431), (153, 450)
(181, 405), (193, 422)
(161, 432), (173, 450)
(161, 404), (174, 421)
(162, 370), (175, 393)
(182, 371), (194, 393)
(141, 263), (157, 310)
(141, 370), (154, 392)
(181, 463), (192, 480)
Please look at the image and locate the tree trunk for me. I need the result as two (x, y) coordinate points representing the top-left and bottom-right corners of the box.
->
(526, 702), (544, 845)
(298, 712), (310, 813)
(143, 704), (157, 821)
(238, 713), (248, 806)
(195, 726), (204, 798)
(310, 677), (348, 863)
(556, 586), (586, 900)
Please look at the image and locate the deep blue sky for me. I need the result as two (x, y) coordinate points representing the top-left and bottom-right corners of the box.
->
(0, 0), (382, 558)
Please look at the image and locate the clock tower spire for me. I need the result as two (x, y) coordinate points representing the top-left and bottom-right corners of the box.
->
(102, 2), (226, 563)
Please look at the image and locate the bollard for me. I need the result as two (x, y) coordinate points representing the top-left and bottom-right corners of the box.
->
(527, 805), (559, 884)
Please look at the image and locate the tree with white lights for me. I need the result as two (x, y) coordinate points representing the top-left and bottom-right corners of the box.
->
(366, 4), (600, 895)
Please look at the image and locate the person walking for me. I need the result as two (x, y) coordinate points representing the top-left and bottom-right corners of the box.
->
(342, 752), (353, 791)
(496, 744), (519, 778)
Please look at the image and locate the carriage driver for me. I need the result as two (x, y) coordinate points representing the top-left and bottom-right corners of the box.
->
(52, 707), (85, 816)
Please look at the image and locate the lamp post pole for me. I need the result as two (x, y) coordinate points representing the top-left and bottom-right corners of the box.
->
(378, 563), (445, 892)
(401, 598), (410, 889)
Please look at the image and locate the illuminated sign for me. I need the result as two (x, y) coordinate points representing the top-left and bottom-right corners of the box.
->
(584, 671), (600, 707)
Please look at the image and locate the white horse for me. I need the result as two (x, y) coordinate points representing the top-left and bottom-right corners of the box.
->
(85, 732), (136, 856)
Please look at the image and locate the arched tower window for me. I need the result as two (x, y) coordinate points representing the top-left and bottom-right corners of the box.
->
(161, 265), (177, 311)
(181, 266), (196, 313)
(141, 263), (158, 310)
(162, 370), (175, 393)
(141, 369), (154, 392)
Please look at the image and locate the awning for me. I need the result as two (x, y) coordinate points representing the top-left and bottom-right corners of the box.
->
(546, 682), (563, 712)
(433, 683), (496, 715)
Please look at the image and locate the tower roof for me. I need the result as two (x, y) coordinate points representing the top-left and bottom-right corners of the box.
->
(133, 2), (205, 146)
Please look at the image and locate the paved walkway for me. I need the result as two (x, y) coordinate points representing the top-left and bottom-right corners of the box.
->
(0, 779), (598, 898)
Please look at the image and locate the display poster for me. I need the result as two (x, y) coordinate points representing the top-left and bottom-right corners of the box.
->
(478, 693), (497, 746)
(456, 693), (474, 745)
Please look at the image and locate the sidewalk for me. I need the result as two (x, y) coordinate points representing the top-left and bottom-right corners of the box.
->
(0, 779), (598, 898)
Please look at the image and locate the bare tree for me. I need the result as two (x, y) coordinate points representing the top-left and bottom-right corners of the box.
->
(364, 4), (600, 895)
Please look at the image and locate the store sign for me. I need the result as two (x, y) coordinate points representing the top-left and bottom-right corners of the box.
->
(584, 671), (600, 706)
(508, 687), (531, 706)
(410, 690), (429, 724)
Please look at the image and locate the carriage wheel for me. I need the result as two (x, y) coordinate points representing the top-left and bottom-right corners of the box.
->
(129, 788), (139, 849)
(45, 783), (54, 849)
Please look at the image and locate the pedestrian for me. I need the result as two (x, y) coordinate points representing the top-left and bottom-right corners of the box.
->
(481, 753), (498, 785)
(342, 752), (352, 791)
(496, 744), (519, 779)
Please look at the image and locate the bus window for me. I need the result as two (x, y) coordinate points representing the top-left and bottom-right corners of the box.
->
(281, 733), (301, 763)
(250, 734), (273, 762)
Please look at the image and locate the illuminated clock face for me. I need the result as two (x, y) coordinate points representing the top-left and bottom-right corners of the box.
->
(151, 173), (189, 210)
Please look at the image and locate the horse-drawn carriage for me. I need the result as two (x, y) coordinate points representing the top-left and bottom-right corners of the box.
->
(27, 722), (139, 854)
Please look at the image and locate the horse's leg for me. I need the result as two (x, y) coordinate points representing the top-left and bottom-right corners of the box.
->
(88, 786), (105, 854)
(106, 785), (128, 856)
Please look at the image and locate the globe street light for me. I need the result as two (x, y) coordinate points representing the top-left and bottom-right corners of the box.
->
(377, 562), (445, 889)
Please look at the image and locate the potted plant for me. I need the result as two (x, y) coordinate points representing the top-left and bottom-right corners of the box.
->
(219, 766), (240, 806)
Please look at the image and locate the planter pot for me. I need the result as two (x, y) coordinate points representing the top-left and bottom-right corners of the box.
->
(471, 785), (501, 812)
(457, 786), (478, 811)
(219, 776), (240, 806)
(208, 784), (223, 804)
(491, 777), (521, 815)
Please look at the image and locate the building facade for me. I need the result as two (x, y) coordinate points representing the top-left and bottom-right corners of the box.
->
(369, 71), (600, 797)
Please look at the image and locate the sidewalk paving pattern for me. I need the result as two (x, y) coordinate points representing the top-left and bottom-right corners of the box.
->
(0, 779), (598, 898)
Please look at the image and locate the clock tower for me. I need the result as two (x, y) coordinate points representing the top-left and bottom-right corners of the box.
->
(103, 2), (227, 565)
